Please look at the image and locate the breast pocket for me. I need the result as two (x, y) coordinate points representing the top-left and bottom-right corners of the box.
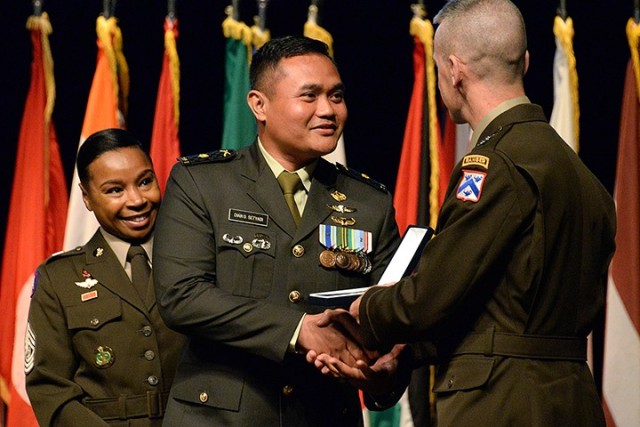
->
(218, 225), (276, 299)
(65, 295), (122, 331)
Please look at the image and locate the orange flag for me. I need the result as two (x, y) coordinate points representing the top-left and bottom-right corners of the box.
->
(63, 15), (128, 250)
(150, 16), (181, 195)
(0, 12), (68, 426)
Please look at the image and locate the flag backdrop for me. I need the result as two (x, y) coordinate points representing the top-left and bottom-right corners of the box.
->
(602, 18), (640, 427)
(549, 15), (580, 152)
(221, 9), (256, 150)
(0, 12), (68, 426)
(150, 16), (181, 195)
(63, 15), (128, 250)
(303, 3), (346, 165)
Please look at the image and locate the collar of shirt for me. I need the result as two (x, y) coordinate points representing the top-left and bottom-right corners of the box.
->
(99, 228), (154, 280)
(258, 138), (316, 214)
(469, 96), (530, 146)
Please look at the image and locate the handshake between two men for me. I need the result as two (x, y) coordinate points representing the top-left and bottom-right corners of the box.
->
(296, 289), (410, 401)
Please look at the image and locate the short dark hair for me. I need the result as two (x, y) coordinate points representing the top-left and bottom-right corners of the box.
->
(77, 128), (150, 185)
(249, 35), (334, 92)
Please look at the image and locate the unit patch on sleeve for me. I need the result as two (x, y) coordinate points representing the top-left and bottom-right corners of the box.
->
(456, 170), (487, 203)
(461, 154), (490, 169)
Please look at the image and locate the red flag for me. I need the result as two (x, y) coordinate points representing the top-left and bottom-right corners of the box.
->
(393, 16), (455, 236)
(0, 13), (68, 426)
(150, 17), (181, 195)
(63, 15), (128, 250)
(602, 19), (640, 427)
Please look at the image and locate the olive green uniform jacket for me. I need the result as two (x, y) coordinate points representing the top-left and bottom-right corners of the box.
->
(153, 142), (400, 426)
(358, 104), (616, 426)
(26, 231), (185, 427)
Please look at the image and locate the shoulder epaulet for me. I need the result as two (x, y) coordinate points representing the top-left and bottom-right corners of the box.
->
(179, 149), (237, 166)
(44, 247), (84, 264)
(335, 163), (388, 192)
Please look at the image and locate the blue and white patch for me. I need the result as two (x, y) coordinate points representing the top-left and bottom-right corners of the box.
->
(456, 170), (487, 203)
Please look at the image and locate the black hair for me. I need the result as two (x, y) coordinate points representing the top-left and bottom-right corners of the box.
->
(249, 35), (334, 91)
(77, 128), (150, 185)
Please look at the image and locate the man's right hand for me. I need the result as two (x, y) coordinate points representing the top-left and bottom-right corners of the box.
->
(296, 312), (374, 367)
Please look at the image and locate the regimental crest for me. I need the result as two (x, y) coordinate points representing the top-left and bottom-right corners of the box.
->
(456, 170), (487, 203)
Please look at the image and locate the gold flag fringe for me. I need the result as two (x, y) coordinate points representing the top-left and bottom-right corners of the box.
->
(627, 19), (640, 102)
(553, 16), (580, 151)
(96, 16), (130, 122)
(222, 14), (253, 64)
(26, 12), (55, 207)
(251, 22), (271, 51)
(411, 15), (439, 230)
(165, 20), (181, 128)
(304, 21), (334, 58)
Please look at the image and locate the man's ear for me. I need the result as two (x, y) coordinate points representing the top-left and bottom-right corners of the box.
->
(247, 89), (267, 121)
(449, 54), (463, 87)
(79, 183), (93, 212)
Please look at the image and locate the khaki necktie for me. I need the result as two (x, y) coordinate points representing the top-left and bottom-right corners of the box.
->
(127, 245), (150, 302)
(277, 171), (302, 226)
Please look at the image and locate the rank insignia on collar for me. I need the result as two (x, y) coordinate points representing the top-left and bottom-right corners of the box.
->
(330, 191), (347, 202)
(456, 170), (487, 203)
(94, 247), (104, 257)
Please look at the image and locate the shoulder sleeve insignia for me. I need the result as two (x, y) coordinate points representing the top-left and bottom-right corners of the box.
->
(461, 154), (490, 169)
(179, 149), (237, 166)
(335, 163), (388, 192)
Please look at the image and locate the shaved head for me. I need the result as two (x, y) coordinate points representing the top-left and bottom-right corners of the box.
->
(434, 0), (528, 84)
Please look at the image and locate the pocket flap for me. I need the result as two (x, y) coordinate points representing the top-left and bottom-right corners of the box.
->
(172, 364), (243, 411)
(433, 356), (494, 393)
(65, 296), (122, 330)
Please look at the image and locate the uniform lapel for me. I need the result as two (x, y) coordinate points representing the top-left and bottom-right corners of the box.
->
(243, 144), (298, 237)
(296, 159), (336, 242)
(83, 231), (148, 313)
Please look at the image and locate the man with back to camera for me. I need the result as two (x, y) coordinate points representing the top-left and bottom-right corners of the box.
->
(153, 35), (406, 426)
(310, 1), (617, 426)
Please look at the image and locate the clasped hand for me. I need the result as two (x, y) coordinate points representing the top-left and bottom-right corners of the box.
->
(299, 306), (405, 397)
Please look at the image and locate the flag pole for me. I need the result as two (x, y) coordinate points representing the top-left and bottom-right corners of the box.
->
(557, 0), (567, 20)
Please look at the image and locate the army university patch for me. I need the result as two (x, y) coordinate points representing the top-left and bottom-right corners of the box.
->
(457, 170), (487, 202)
(24, 322), (36, 374)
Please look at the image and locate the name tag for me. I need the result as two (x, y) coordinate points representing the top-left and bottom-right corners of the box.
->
(228, 209), (269, 227)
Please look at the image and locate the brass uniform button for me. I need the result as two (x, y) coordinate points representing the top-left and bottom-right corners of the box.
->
(282, 385), (294, 397)
(243, 242), (253, 253)
(447, 376), (455, 389)
(144, 350), (155, 361)
(288, 290), (302, 303)
(147, 375), (159, 386)
(292, 245), (305, 258)
(90, 318), (100, 326)
(199, 392), (209, 403)
(142, 326), (152, 337)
